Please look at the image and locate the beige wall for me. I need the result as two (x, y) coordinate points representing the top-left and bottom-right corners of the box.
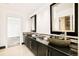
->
(0, 5), (29, 46)
(78, 4), (79, 56)
(27, 6), (50, 34)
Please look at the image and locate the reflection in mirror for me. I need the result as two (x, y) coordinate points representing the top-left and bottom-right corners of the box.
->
(30, 15), (36, 32)
(52, 3), (74, 32)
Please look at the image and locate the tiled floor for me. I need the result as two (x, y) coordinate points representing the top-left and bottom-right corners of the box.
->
(7, 37), (20, 47)
(0, 45), (34, 56)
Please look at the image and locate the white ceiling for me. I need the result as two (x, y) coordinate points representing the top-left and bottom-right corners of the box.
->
(0, 3), (50, 16)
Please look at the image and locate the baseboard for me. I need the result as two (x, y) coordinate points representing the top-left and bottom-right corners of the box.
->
(0, 46), (6, 49)
(22, 42), (25, 45)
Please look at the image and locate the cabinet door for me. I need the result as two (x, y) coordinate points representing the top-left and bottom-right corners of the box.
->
(23, 35), (26, 44)
(25, 37), (31, 49)
(48, 47), (68, 56)
(37, 42), (48, 56)
(24, 36), (28, 46)
(31, 39), (38, 56)
(24, 37), (27, 45)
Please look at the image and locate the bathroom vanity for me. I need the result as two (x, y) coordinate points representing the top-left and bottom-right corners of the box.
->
(23, 32), (78, 56)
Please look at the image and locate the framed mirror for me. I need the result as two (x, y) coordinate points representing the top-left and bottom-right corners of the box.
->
(30, 15), (37, 32)
(50, 3), (78, 36)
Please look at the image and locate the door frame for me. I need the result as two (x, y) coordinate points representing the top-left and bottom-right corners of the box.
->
(6, 16), (23, 48)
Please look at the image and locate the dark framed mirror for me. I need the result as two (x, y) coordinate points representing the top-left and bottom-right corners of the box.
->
(30, 15), (37, 32)
(50, 3), (78, 36)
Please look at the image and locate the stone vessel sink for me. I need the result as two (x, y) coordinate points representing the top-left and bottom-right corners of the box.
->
(48, 38), (71, 47)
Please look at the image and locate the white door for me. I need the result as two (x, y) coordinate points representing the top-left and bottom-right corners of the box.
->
(7, 16), (21, 47)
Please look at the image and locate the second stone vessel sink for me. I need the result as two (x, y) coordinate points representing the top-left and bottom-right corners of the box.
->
(36, 38), (49, 45)
(48, 38), (71, 47)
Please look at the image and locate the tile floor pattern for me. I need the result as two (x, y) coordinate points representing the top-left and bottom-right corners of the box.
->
(7, 37), (20, 47)
(0, 45), (34, 56)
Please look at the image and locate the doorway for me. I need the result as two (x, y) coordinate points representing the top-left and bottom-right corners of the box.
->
(7, 16), (22, 48)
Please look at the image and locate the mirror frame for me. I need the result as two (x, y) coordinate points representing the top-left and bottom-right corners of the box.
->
(50, 3), (78, 36)
(30, 14), (37, 32)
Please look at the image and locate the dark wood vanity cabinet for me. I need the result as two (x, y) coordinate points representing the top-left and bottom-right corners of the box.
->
(48, 46), (68, 56)
(24, 36), (48, 56)
(23, 35), (74, 56)
(31, 39), (38, 56)
(37, 42), (48, 56)
(24, 36), (31, 49)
